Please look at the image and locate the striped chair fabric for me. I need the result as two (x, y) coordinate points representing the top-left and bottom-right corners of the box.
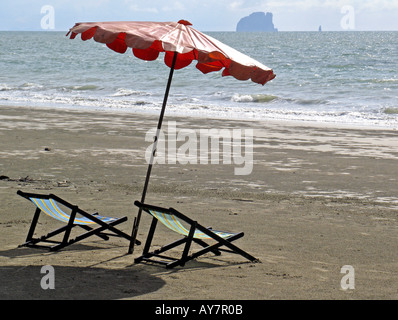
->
(30, 197), (117, 225)
(148, 209), (235, 240)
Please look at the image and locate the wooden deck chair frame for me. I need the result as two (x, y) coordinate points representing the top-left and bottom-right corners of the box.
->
(17, 190), (139, 251)
(134, 201), (259, 268)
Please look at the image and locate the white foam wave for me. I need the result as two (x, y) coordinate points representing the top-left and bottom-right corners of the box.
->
(231, 94), (278, 103)
(112, 88), (151, 97)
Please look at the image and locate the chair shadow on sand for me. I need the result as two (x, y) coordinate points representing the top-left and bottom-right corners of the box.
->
(0, 244), (250, 300)
(0, 245), (166, 300)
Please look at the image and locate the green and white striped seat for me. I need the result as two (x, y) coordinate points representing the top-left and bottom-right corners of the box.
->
(30, 197), (117, 225)
(17, 190), (136, 251)
(134, 201), (259, 268)
(148, 209), (236, 240)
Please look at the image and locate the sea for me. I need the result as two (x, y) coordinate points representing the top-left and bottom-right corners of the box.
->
(1, 31), (397, 128)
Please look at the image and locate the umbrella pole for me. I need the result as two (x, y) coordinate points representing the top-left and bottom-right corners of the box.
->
(128, 51), (178, 254)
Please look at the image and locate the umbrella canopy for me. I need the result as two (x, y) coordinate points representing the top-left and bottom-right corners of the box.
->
(67, 20), (275, 85)
(67, 20), (275, 254)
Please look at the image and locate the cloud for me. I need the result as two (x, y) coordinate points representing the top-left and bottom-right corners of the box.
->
(123, 0), (185, 14)
(1, 0), (398, 31)
(162, 1), (185, 12)
(262, 0), (398, 10)
(360, 0), (398, 10)
(129, 4), (159, 13)
(229, 1), (244, 10)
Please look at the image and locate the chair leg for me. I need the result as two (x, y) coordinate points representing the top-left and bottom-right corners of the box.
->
(49, 217), (131, 251)
(143, 217), (158, 255)
(71, 217), (129, 244)
(192, 232), (258, 263)
(20, 220), (76, 249)
(78, 225), (109, 241)
(135, 237), (188, 267)
(81, 213), (134, 242)
(193, 238), (221, 256)
(135, 218), (158, 264)
(178, 222), (196, 267)
(135, 227), (194, 268)
(25, 208), (41, 243)
(61, 207), (77, 247)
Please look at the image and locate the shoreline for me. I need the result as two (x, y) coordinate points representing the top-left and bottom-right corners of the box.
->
(3, 103), (398, 131)
(0, 105), (397, 299)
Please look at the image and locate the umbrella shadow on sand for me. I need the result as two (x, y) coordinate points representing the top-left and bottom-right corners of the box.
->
(0, 246), (165, 300)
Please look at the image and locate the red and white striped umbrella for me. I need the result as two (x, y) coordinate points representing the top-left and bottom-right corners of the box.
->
(67, 19), (275, 253)
(67, 20), (275, 85)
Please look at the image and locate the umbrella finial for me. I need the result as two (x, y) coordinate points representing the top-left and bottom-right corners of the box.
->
(178, 20), (192, 26)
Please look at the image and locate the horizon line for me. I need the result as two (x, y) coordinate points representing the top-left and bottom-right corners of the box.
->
(1, 29), (398, 32)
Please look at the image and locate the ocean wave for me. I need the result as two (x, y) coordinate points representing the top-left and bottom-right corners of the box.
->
(2, 91), (397, 128)
(358, 78), (398, 84)
(111, 88), (151, 97)
(231, 94), (278, 103)
(230, 93), (329, 106)
(0, 83), (45, 92)
(64, 85), (100, 91)
(374, 78), (398, 84)
(0, 90), (155, 110)
(230, 94), (330, 106)
(20, 82), (41, 88)
(0, 84), (12, 91)
(288, 98), (329, 106)
(383, 107), (398, 114)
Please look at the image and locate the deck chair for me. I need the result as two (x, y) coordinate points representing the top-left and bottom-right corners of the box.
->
(17, 190), (139, 251)
(134, 201), (259, 268)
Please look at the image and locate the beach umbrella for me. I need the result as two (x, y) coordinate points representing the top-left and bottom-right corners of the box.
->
(67, 20), (275, 254)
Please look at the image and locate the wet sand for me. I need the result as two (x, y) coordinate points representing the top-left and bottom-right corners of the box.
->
(0, 105), (397, 300)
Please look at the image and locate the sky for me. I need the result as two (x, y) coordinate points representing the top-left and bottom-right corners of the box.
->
(1, 0), (398, 31)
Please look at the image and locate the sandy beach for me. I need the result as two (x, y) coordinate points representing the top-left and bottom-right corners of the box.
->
(0, 105), (397, 300)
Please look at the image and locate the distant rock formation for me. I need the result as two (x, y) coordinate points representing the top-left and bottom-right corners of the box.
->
(236, 12), (278, 32)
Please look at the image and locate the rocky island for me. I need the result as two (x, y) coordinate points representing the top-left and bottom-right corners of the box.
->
(236, 12), (278, 32)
